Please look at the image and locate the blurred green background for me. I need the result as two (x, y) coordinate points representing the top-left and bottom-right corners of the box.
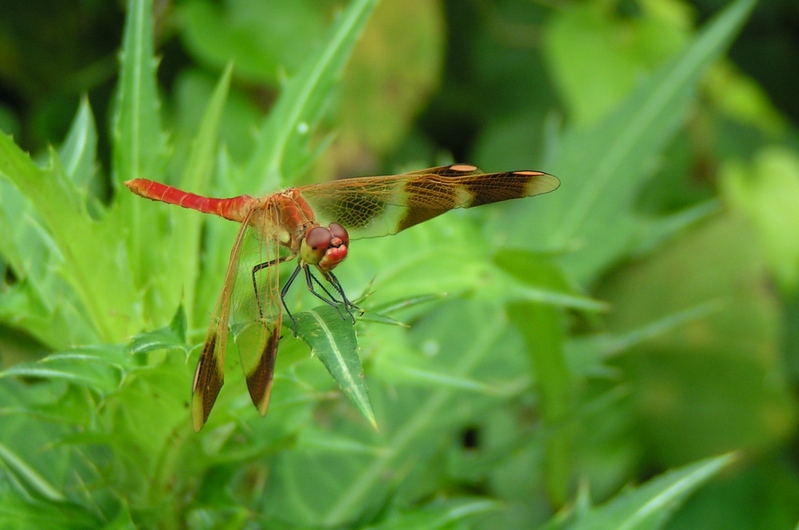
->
(1, 0), (799, 528)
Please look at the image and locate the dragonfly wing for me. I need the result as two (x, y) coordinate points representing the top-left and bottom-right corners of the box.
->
(191, 209), (256, 431)
(240, 319), (280, 415)
(231, 201), (283, 417)
(300, 164), (560, 240)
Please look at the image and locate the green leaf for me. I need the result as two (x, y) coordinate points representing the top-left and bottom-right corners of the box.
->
(0, 442), (65, 501)
(295, 304), (375, 429)
(629, 199), (721, 257)
(177, 60), (234, 216)
(563, 453), (737, 530)
(114, 0), (170, 331)
(665, 458), (799, 529)
(565, 302), (721, 378)
(263, 300), (516, 526)
(366, 292), (445, 321)
(494, 0), (757, 284)
(721, 146), (799, 292)
(192, 0), (379, 339)
(0, 174), (97, 347)
(0, 345), (129, 394)
(543, 0), (691, 126)
(179, 0), (328, 85)
(363, 497), (502, 530)
(59, 96), (98, 190)
(111, 0), (166, 189)
(143, 63), (234, 329)
(509, 301), (571, 506)
(598, 213), (797, 463)
(494, 248), (609, 312)
(244, 0), (379, 191)
(0, 134), (138, 343)
(335, 0), (445, 155)
(127, 305), (189, 355)
(0, 0), (173, 344)
(0, 487), (99, 530)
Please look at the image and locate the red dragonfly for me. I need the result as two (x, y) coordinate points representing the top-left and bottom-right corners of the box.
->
(126, 164), (559, 430)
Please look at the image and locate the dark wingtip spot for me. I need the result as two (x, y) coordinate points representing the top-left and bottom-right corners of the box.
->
(203, 333), (217, 355)
(246, 330), (280, 415)
(192, 333), (218, 392)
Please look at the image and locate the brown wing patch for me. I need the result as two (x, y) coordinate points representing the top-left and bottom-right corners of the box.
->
(190, 209), (256, 431)
(191, 332), (224, 431)
(465, 171), (546, 207)
(245, 326), (280, 415)
(396, 175), (460, 232)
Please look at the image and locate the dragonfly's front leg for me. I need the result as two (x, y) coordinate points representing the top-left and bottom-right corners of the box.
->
(305, 269), (343, 304)
(303, 267), (352, 323)
(319, 270), (360, 322)
(251, 255), (292, 320)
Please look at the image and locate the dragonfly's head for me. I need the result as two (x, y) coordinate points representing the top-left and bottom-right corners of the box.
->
(300, 222), (349, 272)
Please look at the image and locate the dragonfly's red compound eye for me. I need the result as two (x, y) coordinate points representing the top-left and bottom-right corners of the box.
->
(329, 223), (349, 246)
(305, 226), (333, 250)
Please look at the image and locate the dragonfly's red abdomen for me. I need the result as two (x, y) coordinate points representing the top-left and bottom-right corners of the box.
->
(124, 179), (252, 222)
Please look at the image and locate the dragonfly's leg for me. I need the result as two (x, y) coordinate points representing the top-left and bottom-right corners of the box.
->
(304, 268), (348, 321)
(251, 255), (291, 319)
(279, 264), (304, 336)
(307, 269), (343, 304)
(322, 271), (360, 322)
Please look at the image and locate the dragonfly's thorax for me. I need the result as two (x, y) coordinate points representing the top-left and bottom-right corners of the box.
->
(271, 189), (350, 272)
(270, 189), (318, 248)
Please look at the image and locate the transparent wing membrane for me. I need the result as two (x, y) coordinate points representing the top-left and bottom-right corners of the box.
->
(191, 203), (285, 430)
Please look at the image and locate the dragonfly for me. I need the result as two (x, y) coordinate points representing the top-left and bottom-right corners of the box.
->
(126, 164), (559, 430)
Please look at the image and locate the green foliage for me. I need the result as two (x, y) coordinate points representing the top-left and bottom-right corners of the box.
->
(547, 453), (738, 530)
(295, 304), (375, 428)
(1, 0), (798, 528)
